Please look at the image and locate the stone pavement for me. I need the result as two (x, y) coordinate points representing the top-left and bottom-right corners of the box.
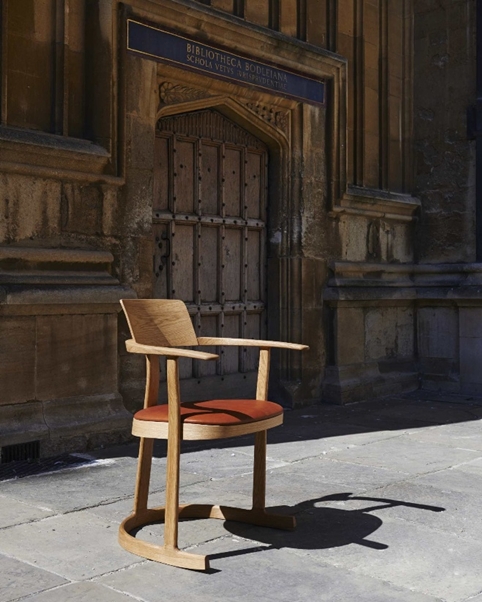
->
(2, 391), (482, 602)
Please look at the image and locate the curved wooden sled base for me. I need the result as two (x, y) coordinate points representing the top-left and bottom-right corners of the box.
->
(119, 504), (296, 571)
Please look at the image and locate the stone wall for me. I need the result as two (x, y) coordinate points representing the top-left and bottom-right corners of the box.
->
(412, 0), (479, 395)
(1, 0), (480, 460)
(414, 0), (476, 263)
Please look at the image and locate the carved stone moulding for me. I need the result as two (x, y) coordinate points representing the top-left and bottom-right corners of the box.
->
(158, 81), (290, 136)
(243, 101), (290, 135)
(159, 81), (212, 106)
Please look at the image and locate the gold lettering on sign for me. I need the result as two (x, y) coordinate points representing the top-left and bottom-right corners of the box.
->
(185, 42), (289, 92)
(238, 61), (289, 92)
(186, 43), (243, 71)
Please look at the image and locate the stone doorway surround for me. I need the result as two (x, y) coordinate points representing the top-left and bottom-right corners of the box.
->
(119, 0), (347, 406)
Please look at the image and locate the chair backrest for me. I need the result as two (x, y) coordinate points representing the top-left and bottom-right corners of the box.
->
(121, 299), (198, 347)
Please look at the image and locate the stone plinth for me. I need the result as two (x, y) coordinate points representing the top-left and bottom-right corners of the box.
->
(0, 246), (135, 456)
(324, 261), (482, 403)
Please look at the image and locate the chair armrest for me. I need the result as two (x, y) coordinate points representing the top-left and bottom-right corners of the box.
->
(196, 337), (309, 351)
(125, 339), (219, 360)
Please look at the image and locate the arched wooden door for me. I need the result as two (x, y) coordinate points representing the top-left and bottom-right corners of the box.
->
(153, 109), (268, 399)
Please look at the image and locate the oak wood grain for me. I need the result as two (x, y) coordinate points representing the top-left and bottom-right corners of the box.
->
(125, 339), (218, 361)
(197, 336), (309, 351)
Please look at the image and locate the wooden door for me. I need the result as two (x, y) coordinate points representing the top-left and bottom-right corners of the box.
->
(153, 109), (268, 399)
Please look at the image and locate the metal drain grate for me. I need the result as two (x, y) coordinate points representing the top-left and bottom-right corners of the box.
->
(1, 441), (40, 464)
(0, 453), (93, 481)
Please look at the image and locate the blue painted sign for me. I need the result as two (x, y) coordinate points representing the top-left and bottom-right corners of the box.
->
(127, 19), (325, 105)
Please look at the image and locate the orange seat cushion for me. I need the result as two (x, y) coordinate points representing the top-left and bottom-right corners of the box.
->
(134, 399), (283, 426)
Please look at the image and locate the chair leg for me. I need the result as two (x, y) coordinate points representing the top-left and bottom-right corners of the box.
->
(164, 428), (180, 550)
(134, 437), (154, 512)
(250, 429), (296, 530)
(253, 431), (267, 510)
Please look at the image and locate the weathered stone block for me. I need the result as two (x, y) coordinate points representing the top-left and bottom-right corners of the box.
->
(418, 307), (458, 358)
(459, 308), (482, 339)
(61, 183), (103, 235)
(36, 314), (117, 400)
(335, 307), (364, 365)
(0, 174), (60, 243)
(365, 307), (397, 360)
(0, 401), (48, 446)
(388, 222), (413, 263)
(365, 305), (414, 361)
(0, 317), (36, 404)
(43, 393), (130, 438)
(460, 336), (482, 385)
(102, 186), (121, 237)
(339, 216), (369, 262)
(396, 306), (414, 356)
(126, 114), (156, 171)
(122, 169), (154, 236)
(420, 357), (457, 377)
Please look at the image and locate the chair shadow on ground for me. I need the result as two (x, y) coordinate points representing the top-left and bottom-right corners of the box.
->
(207, 492), (445, 563)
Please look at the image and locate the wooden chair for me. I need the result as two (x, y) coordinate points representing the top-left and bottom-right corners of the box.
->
(119, 298), (308, 570)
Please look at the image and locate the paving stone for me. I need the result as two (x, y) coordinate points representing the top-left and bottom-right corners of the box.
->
(141, 517), (237, 551)
(0, 554), (67, 602)
(415, 464), (482, 494)
(176, 457), (407, 518)
(326, 434), (481, 475)
(86, 498), (234, 551)
(266, 456), (408, 505)
(452, 456), (482, 476)
(0, 459), (139, 513)
(83, 488), (229, 527)
(406, 421), (482, 451)
(0, 457), (202, 514)
(83, 497), (137, 525)
(315, 481), (482, 542)
(0, 512), (141, 580)
(293, 517), (482, 602)
(178, 479), (255, 508)
(262, 425), (409, 464)
(96, 538), (443, 602)
(0, 494), (54, 528)
(179, 447), (288, 480)
(16, 581), (138, 601)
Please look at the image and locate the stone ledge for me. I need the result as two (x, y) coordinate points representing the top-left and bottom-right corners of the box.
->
(0, 126), (124, 185)
(0, 285), (134, 307)
(326, 262), (482, 302)
(0, 246), (138, 303)
(0, 394), (132, 455)
(332, 186), (421, 222)
(0, 246), (114, 265)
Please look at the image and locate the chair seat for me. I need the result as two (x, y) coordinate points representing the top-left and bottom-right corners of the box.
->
(135, 399), (283, 426)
